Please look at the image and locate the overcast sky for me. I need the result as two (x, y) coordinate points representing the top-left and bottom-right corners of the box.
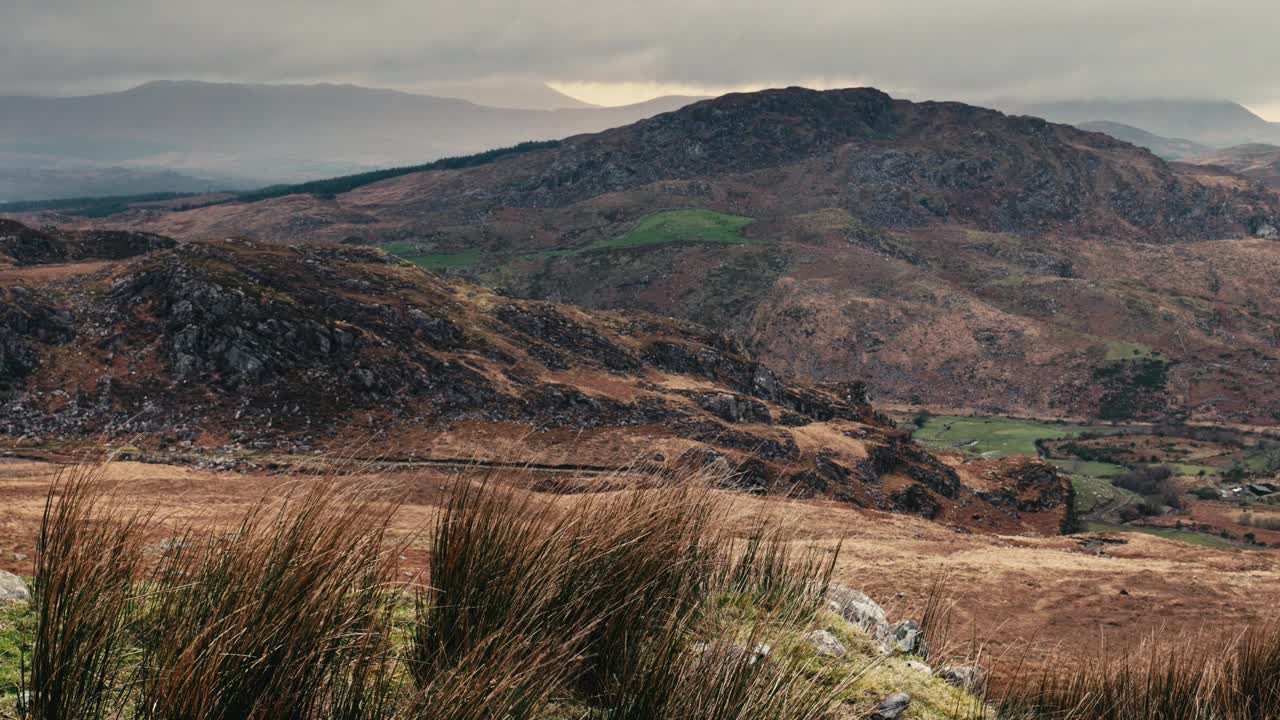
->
(6, 0), (1280, 117)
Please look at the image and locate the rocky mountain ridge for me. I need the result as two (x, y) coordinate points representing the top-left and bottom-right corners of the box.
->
(87, 87), (1279, 244)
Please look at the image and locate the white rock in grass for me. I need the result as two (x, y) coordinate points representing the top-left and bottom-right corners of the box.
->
(0, 570), (30, 603)
(804, 629), (847, 658)
(903, 660), (933, 675)
(827, 585), (888, 632)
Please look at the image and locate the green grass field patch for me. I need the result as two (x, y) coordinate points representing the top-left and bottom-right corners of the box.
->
(591, 209), (759, 251)
(1050, 458), (1129, 479)
(912, 415), (1108, 459)
(401, 250), (484, 270)
(1167, 462), (1222, 477)
(1084, 521), (1239, 550)
(1104, 340), (1165, 363)
(386, 209), (761, 272)
(1070, 475), (1142, 515)
(381, 241), (421, 256)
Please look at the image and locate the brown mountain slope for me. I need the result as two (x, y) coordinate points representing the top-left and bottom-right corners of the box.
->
(0, 228), (1069, 535)
(26, 87), (1280, 423)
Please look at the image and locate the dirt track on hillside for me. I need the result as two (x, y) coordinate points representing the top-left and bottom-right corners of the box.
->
(1, 458), (1276, 679)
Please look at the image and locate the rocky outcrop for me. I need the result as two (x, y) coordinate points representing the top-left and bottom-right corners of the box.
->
(828, 586), (889, 634)
(0, 219), (173, 266)
(0, 286), (74, 392)
(885, 620), (928, 657)
(977, 457), (1076, 532)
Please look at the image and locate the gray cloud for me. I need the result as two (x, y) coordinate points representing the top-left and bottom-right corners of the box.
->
(6, 0), (1280, 106)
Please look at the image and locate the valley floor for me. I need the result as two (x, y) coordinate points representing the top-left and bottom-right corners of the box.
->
(1, 457), (1276, 680)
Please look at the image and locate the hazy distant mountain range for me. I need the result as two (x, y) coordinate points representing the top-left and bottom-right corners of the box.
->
(1073, 121), (1211, 161)
(1002, 98), (1280, 147)
(1005, 101), (1280, 187)
(0, 80), (700, 202)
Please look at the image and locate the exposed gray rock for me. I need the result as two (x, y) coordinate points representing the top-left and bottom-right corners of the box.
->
(872, 692), (912, 720)
(804, 629), (847, 658)
(939, 665), (986, 691)
(828, 585), (888, 633)
(886, 620), (928, 658)
(0, 570), (31, 603)
(695, 392), (772, 424)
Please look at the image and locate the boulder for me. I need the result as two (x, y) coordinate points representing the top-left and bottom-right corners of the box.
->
(828, 585), (888, 633)
(885, 620), (928, 657)
(804, 629), (847, 658)
(939, 665), (986, 691)
(871, 692), (912, 720)
(0, 570), (31, 603)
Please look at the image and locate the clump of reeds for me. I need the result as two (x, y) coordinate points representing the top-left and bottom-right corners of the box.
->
(24, 460), (851, 720)
(994, 625), (1280, 720)
(28, 463), (150, 720)
(130, 480), (403, 720)
(408, 468), (844, 713)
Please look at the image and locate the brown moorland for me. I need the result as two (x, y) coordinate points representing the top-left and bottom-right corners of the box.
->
(0, 457), (1276, 683)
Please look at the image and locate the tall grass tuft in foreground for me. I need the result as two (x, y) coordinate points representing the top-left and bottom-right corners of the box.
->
(408, 468), (845, 714)
(131, 480), (403, 720)
(995, 624), (1280, 720)
(28, 463), (149, 720)
(26, 461), (852, 719)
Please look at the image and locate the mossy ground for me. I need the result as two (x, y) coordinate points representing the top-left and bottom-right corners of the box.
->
(1103, 340), (1165, 363)
(0, 600), (33, 713)
(798, 610), (985, 719)
(0, 594), (985, 719)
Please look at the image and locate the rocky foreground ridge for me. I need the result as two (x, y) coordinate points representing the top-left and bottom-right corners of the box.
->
(0, 226), (1070, 535)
